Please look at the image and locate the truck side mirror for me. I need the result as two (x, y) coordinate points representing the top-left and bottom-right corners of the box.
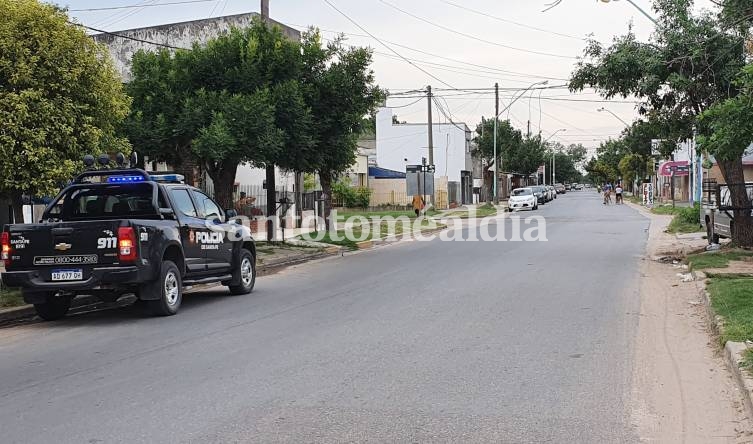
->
(159, 208), (175, 219)
(225, 209), (238, 219)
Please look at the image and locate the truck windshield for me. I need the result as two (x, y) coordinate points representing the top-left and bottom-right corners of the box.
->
(46, 183), (158, 221)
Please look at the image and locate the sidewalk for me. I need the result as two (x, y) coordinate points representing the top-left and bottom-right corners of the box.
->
(629, 199), (752, 441)
(625, 200), (709, 257)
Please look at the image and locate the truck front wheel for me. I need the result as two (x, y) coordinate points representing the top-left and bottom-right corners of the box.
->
(140, 260), (182, 316)
(34, 295), (72, 321)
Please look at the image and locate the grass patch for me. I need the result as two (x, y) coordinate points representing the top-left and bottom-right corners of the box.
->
(687, 249), (753, 270)
(708, 276), (753, 344)
(336, 209), (439, 220)
(652, 205), (683, 216)
(655, 203), (703, 234)
(0, 287), (24, 308)
(300, 219), (445, 249)
(627, 195), (642, 205)
(667, 218), (704, 234)
(444, 204), (498, 219)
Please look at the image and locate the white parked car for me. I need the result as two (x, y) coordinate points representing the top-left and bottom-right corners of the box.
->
(508, 187), (538, 211)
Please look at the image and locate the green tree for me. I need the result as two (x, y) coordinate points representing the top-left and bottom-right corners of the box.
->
(567, 143), (588, 168)
(698, 64), (753, 243)
(618, 153), (649, 191)
(299, 31), (384, 225)
(570, 0), (752, 244)
(547, 146), (583, 184)
(126, 21), (310, 208)
(0, 0), (130, 220)
(585, 158), (618, 185)
(595, 139), (629, 178)
(508, 135), (546, 177)
(472, 118), (523, 200)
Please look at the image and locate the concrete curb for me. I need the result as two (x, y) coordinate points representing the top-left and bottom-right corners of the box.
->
(724, 341), (753, 420)
(696, 275), (753, 422)
(0, 248), (343, 324)
(0, 294), (104, 324)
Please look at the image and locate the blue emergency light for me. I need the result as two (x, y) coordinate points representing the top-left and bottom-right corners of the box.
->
(107, 175), (146, 183)
(150, 174), (185, 183)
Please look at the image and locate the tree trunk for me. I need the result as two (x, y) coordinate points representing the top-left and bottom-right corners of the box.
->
(319, 171), (333, 231)
(207, 160), (238, 211)
(10, 190), (23, 224)
(172, 146), (200, 187)
(718, 158), (753, 248)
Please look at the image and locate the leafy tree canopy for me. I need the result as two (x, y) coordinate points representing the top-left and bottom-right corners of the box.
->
(299, 31), (385, 221)
(0, 0), (130, 216)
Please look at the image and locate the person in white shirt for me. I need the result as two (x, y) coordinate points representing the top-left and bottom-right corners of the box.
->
(615, 184), (624, 204)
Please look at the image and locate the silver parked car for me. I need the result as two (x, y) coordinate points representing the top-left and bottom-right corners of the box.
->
(703, 183), (753, 242)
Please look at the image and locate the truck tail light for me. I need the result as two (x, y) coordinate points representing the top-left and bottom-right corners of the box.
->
(1, 232), (10, 267)
(117, 227), (138, 262)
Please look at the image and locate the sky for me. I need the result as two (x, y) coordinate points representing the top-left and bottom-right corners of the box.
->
(59, 0), (718, 153)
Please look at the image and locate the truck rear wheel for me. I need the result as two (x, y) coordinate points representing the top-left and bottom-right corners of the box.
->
(228, 249), (255, 295)
(34, 295), (72, 321)
(141, 260), (182, 316)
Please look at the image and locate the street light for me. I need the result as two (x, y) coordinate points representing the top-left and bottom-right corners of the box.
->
(544, 129), (567, 185)
(544, 128), (566, 144)
(494, 80), (549, 203)
(597, 107), (631, 128)
(599, 0), (658, 25)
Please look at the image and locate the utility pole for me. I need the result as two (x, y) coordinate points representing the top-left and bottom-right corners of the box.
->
(427, 86), (434, 166)
(493, 82), (499, 205)
(262, 0), (276, 241)
(426, 85), (434, 204)
(553, 153), (556, 185)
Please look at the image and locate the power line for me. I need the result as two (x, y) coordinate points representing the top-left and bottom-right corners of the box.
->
(372, 51), (537, 83)
(97, 0), (158, 29)
(69, 0), (216, 12)
(72, 22), (189, 50)
(287, 24), (570, 81)
(320, 0), (457, 89)
(90, 0), (154, 26)
(377, 0), (578, 60)
(385, 97), (425, 108)
(208, 0), (222, 18)
(320, 34), (544, 84)
(438, 0), (586, 41)
(432, 96), (468, 132)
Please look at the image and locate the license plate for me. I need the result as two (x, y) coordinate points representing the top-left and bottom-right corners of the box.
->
(51, 269), (83, 281)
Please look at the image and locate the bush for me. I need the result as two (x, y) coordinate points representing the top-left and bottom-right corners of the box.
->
(332, 179), (372, 208)
(678, 203), (701, 224)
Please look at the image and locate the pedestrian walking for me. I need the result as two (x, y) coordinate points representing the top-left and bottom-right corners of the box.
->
(412, 194), (425, 217)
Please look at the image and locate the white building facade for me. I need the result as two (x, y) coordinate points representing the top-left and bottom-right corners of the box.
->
(375, 108), (472, 182)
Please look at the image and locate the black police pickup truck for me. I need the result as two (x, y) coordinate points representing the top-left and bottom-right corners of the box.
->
(1, 168), (256, 320)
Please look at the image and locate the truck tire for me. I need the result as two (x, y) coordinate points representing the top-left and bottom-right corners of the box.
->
(142, 260), (182, 316)
(228, 249), (255, 295)
(34, 295), (72, 321)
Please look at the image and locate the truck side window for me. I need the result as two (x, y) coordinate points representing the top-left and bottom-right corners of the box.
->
(158, 189), (169, 209)
(170, 189), (198, 218)
(191, 190), (221, 219)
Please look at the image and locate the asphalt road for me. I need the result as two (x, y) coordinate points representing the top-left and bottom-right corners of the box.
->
(0, 191), (649, 443)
